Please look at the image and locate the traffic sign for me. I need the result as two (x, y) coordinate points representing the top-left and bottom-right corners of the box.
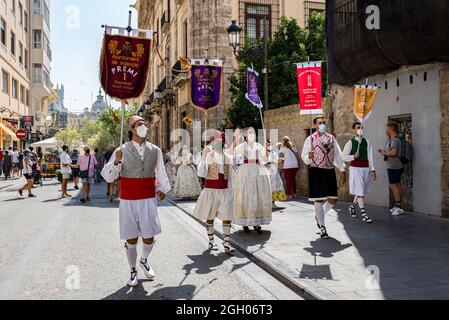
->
(16, 129), (27, 140)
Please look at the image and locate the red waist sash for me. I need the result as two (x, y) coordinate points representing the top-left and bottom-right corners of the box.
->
(120, 177), (156, 200)
(350, 160), (370, 168)
(204, 173), (228, 189)
(244, 159), (260, 165)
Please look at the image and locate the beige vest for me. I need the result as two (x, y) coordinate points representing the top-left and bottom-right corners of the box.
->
(120, 142), (159, 179)
(205, 153), (231, 180)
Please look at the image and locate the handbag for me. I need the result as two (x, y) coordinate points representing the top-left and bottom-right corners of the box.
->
(80, 155), (91, 179)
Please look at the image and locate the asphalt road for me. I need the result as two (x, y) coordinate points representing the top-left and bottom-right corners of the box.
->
(0, 180), (301, 300)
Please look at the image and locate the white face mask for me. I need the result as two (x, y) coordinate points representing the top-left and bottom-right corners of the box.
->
(356, 129), (363, 137)
(136, 125), (149, 138)
(247, 134), (256, 142)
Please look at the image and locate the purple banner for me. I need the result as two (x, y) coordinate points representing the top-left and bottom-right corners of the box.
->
(190, 64), (223, 111)
(245, 68), (263, 109)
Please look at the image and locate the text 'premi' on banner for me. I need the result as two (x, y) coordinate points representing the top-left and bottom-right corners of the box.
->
(190, 59), (224, 112)
(99, 29), (153, 101)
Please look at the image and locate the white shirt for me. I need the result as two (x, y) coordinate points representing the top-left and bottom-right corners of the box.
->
(101, 142), (171, 195)
(279, 146), (299, 169)
(301, 135), (346, 173)
(234, 142), (268, 166)
(60, 152), (72, 174)
(342, 137), (376, 172)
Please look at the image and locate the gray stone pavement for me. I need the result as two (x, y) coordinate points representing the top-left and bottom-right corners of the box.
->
(173, 197), (449, 300)
(0, 180), (301, 300)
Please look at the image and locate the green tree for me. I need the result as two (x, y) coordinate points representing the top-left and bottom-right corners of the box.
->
(226, 13), (327, 129)
(54, 125), (81, 150)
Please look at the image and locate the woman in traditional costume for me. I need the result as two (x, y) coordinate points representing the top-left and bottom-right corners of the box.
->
(233, 128), (272, 234)
(173, 146), (202, 199)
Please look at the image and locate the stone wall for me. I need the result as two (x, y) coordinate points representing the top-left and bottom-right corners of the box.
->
(440, 65), (449, 217)
(264, 99), (336, 197)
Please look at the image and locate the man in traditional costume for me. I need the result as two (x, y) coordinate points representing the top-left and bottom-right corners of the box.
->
(102, 116), (170, 288)
(233, 128), (272, 234)
(342, 122), (375, 223)
(301, 116), (346, 239)
(194, 131), (235, 253)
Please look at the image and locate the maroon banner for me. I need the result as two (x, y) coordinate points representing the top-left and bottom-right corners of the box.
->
(100, 33), (152, 100)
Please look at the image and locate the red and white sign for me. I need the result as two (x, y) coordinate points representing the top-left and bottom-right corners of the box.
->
(296, 61), (323, 115)
(16, 129), (27, 140)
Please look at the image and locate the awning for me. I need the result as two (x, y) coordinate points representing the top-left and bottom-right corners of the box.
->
(0, 122), (19, 141)
(31, 137), (56, 148)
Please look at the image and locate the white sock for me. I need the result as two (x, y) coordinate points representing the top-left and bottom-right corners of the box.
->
(323, 201), (335, 214)
(125, 243), (137, 270)
(314, 202), (325, 227)
(141, 243), (154, 261)
(207, 223), (215, 243)
(357, 197), (365, 210)
(222, 224), (232, 243)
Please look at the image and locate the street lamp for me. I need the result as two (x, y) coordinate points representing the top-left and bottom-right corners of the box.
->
(226, 20), (242, 56)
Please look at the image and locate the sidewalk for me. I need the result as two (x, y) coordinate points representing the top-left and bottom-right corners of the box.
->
(172, 197), (449, 300)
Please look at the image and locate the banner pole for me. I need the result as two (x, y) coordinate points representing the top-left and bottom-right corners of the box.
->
(120, 101), (126, 149)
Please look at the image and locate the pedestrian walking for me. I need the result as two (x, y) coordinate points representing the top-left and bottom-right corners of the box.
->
(94, 148), (105, 184)
(102, 116), (170, 288)
(301, 116), (346, 239)
(279, 136), (300, 200)
(342, 122), (376, 223)
(60, 145), (73, 199)
(104, 144), (115, 197)
(18, 150), (36, 198)
(233, 128), (272, 234)
(194, 131), (235, 253)
(3, 151), (12, 180)
(0, 148), (4, 177)
(378, 122), (405, 216)
(70, 150), (80, 190)
(77, 147), (97, 203)
(11, 148), (19, 178)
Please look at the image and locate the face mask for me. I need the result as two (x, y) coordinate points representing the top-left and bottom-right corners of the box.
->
(213, 143), (223, 152)
(247, 134), (256, 142)
(319, 124), (327, 133)
(136, 125), (149, 138)
(356, 129), (363, 137)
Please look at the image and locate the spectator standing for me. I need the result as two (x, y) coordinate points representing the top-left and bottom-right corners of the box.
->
(279, 136), (300, 200)
(11, 148), (19, 177)
(77, 147), (97, 203)
(60, 145), (73, 199)
(378, 122), (405, 216)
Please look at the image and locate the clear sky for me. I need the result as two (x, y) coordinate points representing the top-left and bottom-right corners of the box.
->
(51, 0), (137, 113)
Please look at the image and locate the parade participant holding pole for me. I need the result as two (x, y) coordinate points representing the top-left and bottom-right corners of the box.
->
(102, 116), (171, 288)
(301, 116), (346, 239)
(194, 131), (235, 253)
(342, 122), (376, 223)
(233, 128), (272, 234)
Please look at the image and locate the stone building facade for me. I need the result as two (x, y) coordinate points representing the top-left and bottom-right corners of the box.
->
(265, 64), (449, 218)
(133, 0), (325, 151)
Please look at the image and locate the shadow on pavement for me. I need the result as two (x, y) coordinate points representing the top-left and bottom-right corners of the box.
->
(102, 283), (197, 300)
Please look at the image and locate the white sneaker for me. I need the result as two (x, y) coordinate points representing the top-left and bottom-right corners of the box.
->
(391, 207), (404, 216)
(139, 258), (155, 279)
(127, 268), (139, 287)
